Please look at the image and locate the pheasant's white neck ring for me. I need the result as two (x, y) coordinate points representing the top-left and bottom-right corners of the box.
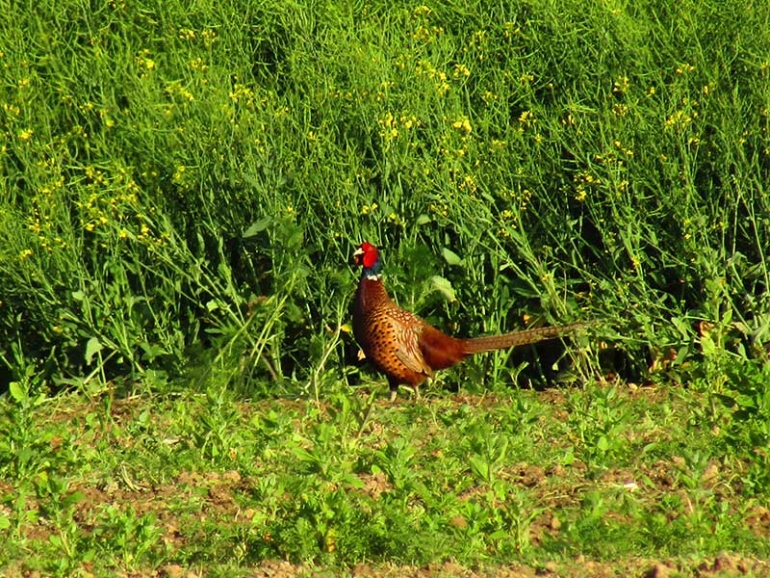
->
(364, 272), (382, 281)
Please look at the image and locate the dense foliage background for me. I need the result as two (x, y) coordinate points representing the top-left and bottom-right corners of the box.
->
(2, 0), (770, 395)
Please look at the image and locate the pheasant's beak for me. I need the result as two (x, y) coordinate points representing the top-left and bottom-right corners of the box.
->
(353, 247), (364, 266)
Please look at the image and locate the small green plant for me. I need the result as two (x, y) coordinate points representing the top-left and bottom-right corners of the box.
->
(92, 505), (163, 570)
(563, 384), (631, 469)
(373, 436), (417, 492)
(0, 357), (50, 480)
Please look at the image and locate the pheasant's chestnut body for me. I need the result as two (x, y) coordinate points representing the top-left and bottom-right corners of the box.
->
(352, 242), (584, 400)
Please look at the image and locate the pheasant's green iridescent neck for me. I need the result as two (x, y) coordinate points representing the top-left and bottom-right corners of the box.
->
(362, 258), (383, 280)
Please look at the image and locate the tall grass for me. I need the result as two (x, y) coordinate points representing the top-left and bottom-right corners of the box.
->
(1, 0), (769, 395)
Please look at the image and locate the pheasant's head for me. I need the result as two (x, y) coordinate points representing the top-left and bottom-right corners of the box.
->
(353, 242), (382, 278)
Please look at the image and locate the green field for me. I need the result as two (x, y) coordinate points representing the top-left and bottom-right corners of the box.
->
(2, 0), (770, 575)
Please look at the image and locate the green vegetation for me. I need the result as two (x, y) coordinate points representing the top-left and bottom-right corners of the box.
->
(1, 0), (769, 574)
(2, 382), (770, 576)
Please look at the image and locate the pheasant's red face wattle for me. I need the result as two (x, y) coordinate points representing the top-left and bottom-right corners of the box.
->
(355, 242), (380, 270)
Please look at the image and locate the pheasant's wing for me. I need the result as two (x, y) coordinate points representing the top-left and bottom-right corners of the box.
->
(390, 314), (434, 378)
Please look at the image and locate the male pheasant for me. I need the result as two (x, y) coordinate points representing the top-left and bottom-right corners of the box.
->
(352, 242), (584, 400)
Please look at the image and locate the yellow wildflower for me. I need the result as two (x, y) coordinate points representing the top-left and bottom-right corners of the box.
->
(453, 64), (471, 78)
(361, 203), (378, 216)
(612, 76), (629, 94)
(452, 116), (472, 134)
(518, 110), (533, 126)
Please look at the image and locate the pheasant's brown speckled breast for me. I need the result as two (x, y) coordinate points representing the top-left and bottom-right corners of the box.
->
(353, 277), (433, 387)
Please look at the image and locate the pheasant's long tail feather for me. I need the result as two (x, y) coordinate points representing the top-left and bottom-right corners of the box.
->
(461, 322), (586, 355)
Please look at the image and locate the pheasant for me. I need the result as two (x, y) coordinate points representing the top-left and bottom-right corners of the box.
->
(352, 242), (585, 400)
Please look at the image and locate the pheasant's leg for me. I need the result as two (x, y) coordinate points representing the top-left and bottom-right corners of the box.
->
(411, 385), (420, 400)
(388, 377), (399, 402)
(419, 376), (433, 399)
